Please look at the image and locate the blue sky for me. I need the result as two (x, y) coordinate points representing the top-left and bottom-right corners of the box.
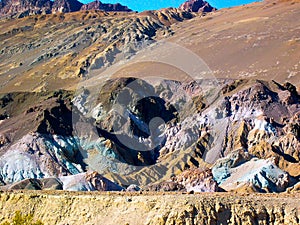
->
(87, 0), (260, 12)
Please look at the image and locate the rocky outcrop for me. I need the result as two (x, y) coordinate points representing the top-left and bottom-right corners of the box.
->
(126, 184), (141, 192)
(1, 170), (123, 192)
(59, 171), (124, 191)
(146, 169), (218, 192)
(146, 181), (186, 192)
(179, 0), (216, 13)
(5, 178), (63, 190)
(0, 91), (86, 185)
(80, 0), (132, 12)
(4, 172), (124, 191)
(51, 0), (83, 13)
(212, 150), (292, 192)
(174, 169), (218, 192)
(0, 192), (299, 224)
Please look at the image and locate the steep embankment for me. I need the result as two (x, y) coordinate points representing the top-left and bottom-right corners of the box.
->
(0, 191), (299, 225)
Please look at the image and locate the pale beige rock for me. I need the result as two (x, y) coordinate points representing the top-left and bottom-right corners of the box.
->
(0, 192), (299, 225)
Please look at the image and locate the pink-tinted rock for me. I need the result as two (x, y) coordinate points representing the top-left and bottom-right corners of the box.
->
(179, 0), (216, 13)
(174, 168), (219, 192)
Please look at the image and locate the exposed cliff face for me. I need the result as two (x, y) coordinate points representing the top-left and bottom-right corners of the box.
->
(0, 192), (299, 225)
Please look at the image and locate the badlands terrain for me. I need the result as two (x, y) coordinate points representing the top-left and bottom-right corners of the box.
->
(0, 0), (299, 224)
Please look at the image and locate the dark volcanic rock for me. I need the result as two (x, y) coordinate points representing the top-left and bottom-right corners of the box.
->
(80, 0), (132, 12)
(179, 0), (216, 13)
(52, 0), (83, 13)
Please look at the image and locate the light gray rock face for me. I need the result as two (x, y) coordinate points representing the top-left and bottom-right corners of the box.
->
(0, 133), (84, 184)
(212, 150), (291, 192)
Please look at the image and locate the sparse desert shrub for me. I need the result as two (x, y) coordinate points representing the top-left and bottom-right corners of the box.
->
(1, 211), (43, 225)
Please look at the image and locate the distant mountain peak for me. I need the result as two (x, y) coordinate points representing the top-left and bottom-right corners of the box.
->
(80, 0), (132, 12)
(0, 0), (133, 18)
(0, 0), (53, 18)
(52, 0), (83, 13)
(179, 0), (216, 13)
